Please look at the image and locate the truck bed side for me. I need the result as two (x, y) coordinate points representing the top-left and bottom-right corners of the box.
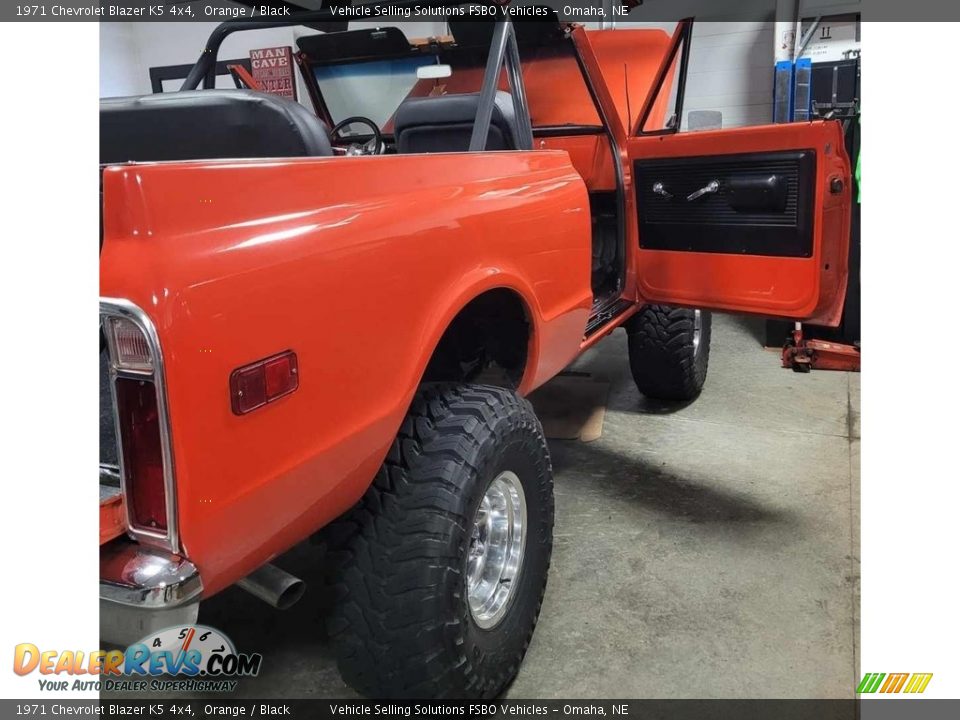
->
(100, 150), (592, 595)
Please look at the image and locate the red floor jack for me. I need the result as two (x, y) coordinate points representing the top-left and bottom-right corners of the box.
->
(782, 322), (861, 372)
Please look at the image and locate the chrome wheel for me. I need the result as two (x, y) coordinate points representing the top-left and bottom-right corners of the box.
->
(466, 470), (527, 629)
(692, 309), (702, 357)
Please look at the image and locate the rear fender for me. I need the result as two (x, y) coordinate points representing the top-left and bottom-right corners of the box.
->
(100, 151), (592, 596)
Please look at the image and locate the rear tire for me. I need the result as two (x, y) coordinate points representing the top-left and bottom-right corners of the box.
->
(626, 305), (711, 401)
(325, 383), (554, 698)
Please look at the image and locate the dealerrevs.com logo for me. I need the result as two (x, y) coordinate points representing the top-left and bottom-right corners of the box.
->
(13, 625), (262, 693)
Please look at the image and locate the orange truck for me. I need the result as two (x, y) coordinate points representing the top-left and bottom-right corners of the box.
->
(99, 11), (850, 698)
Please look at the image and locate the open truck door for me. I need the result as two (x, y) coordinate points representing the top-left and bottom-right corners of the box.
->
(582, 20), (853, 326)
(631, 121), (851, 325)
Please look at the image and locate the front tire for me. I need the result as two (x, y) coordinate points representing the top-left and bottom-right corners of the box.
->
(326, 383), (554, 698)
(626, 305), (711, 401)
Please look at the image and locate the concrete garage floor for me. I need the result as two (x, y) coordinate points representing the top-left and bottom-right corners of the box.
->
(116, 314), (861, 699)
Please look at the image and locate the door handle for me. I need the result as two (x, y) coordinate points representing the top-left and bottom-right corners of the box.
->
(686, 180), (720, 202)
(652, 181), (673, 199)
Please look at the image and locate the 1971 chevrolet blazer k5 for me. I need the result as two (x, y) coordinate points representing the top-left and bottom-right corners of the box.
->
(99, 7), (851, 698)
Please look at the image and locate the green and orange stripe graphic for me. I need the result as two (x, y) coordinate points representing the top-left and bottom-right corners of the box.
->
(857, 672), (933, 694)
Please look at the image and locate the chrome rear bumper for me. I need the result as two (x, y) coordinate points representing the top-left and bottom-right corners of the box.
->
(100, 541), (202, 645)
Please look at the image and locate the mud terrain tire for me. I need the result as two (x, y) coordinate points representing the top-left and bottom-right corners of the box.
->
(326, 383), (554, 698)
(626, 305), (711, 401)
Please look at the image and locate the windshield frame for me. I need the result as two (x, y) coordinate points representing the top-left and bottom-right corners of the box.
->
(296, 36), (449, 137)
(295, 30), (607, 140)
(311, 55), (443, 134)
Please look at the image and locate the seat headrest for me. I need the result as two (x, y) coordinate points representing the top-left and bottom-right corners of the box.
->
(100, 89), (333, 164)
(394, 91), (520, 153)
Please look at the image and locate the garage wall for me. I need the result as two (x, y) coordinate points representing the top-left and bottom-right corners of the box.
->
(99, 18), (446, 101)
(602, 0), (777, 130)
(99, 23), (144, 98)
(100, 22), (331, 100)
(99, 21), (296, 97)
(591, 20), (774, 131)
(684, 21), (775, 129)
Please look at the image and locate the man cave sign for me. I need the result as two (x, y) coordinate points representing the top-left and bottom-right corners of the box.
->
(250, 47), (297, 101)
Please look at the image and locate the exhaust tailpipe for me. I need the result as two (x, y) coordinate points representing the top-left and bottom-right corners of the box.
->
(237, 563), (305, 610)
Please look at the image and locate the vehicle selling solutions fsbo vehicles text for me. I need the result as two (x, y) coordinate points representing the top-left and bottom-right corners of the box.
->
(327, 3), (553, 18)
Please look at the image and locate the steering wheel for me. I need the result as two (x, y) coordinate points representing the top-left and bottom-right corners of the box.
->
(330, 116), (384, 156)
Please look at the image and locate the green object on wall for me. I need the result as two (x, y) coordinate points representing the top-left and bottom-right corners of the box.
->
(855, 116), (861, 203)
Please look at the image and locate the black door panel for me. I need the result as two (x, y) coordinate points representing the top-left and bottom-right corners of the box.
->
(634, 150), (816, 257)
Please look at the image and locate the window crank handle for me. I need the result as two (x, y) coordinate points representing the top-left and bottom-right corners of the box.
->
(652, 181), (672, 199)
(686, 180), (720, 202)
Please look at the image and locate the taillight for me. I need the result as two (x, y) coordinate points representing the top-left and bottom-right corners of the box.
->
(102, 298), (175, 550)
(115, 378), (167, 532)
(105, 317), (153, 372)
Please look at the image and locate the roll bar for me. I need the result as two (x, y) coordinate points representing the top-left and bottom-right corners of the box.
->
(180, 2), (535, 152)
(470, 18), (534, 151)
(181, 1), (458, 91)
